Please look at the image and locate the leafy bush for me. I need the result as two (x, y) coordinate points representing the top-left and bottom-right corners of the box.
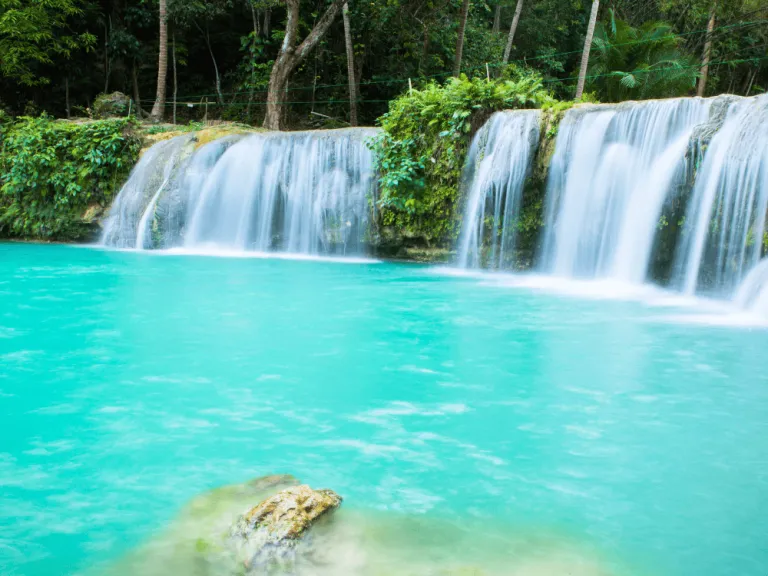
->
(371, 69), (555, 247)
(0, 115), (141, 239)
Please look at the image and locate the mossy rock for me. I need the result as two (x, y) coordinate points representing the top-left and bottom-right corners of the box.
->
(93, 92), (133, 119)
(138, 122), (264, 154)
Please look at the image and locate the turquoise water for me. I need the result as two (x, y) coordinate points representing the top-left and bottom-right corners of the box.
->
(1, 243), (767, 576)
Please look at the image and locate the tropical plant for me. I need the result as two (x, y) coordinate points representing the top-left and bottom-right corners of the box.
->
(587, 10), (699, 101)
(0, 0), (95, 86)
(372, 69), (553, 244)
(0, 115), (140, 239)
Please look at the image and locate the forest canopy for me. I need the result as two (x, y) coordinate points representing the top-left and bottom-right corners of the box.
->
(0, 0), (765, 128)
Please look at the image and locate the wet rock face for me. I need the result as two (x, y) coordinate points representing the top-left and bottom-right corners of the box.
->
(688, 94), (744, 155)
(230, 485), (343, 571)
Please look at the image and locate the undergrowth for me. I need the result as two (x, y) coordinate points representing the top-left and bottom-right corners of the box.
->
(370, 68), (555, 247)
(0, 115), (141, 240)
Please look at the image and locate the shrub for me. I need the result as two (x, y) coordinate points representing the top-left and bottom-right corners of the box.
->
(371, 68), (555, 247)
(0, 115), (141, 239)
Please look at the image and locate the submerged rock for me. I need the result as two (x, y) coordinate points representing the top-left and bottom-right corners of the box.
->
(95, 477), (617, 576)
(230, 485), (342, 571)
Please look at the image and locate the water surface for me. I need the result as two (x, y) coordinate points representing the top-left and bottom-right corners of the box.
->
(1, 243), (767, 575)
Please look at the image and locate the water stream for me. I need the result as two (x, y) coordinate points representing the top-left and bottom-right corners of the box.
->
(457, 110), (541, 269)
(673, 94), (768, 298)
(540, 98), (710, 280)
(457, 95), (768, 317)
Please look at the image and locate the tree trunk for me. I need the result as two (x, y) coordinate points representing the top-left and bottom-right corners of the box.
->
(697, 3), (717, 97)
(492, 4), (501, 34)
(65, 76), (71, 119)
(342, 3), (357, 126)
(420, 23), (430, 73)
(104, 19), (111, 93)
(248, 2), (259, 119)
(172, 32), (178, 124)
(264, 0), (346, 130)
(453, 0), (471, 77)
(132, 61), (143, 118)
(575, 0), (599, 101)
(745, 68), (757, 96)
(197, 22), (224, 106)
(263, 8), (271, 38)
(211, 49), (223, 106)
(150, 0), (168, 120)
(502, 0), (524, 66)
(355, 44), (365, 98)
(251, 2), (261, 36)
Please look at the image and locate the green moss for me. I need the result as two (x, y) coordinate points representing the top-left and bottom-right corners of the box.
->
(138, 122), (262, 152)
(92, 92), (133, 119)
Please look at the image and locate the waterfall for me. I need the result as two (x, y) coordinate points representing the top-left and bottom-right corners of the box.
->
(458, 111), (540, 269)
(101, 135), (194, 248)
(101, 128), (378, 256)
(734, 258), (768, 317)
(540, 98), (710, 280)
(673, 94), (768, 296)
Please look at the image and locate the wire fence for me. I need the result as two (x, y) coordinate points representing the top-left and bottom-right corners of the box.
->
(138, 18), (768, 106)
(135, 17), (767, 124)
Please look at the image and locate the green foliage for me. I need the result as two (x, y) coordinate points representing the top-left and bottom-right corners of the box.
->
(588, 10), (699, 102)
(143, 120), (206, 135)
(0, 0), (95, 86)
(0, 115), (141, 239)
(372, 69), (554, 245)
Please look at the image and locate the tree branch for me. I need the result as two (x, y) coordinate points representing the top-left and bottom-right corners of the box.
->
(295, 0), (346, 62)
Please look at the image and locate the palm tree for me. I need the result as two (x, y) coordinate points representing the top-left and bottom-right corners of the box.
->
(697, 1), (718, 97)
(342, 2), (357, 126)
(575, 0), (599, 100)
(151, 0), (168, 121)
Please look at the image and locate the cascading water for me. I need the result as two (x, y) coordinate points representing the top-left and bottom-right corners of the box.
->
(540, 98), (710, 281)
(101, 135), (194, 248)
(457, 111), (540, 269)
(101, 128), (378, 256)
(673, 94), (768, 297)
(734, 258), (768, 317)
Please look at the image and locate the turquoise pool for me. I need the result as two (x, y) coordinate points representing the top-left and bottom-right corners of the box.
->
(1, 243), (766, 575)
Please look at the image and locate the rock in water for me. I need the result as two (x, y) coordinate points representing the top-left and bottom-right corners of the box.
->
(230, 485), (343, 571)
